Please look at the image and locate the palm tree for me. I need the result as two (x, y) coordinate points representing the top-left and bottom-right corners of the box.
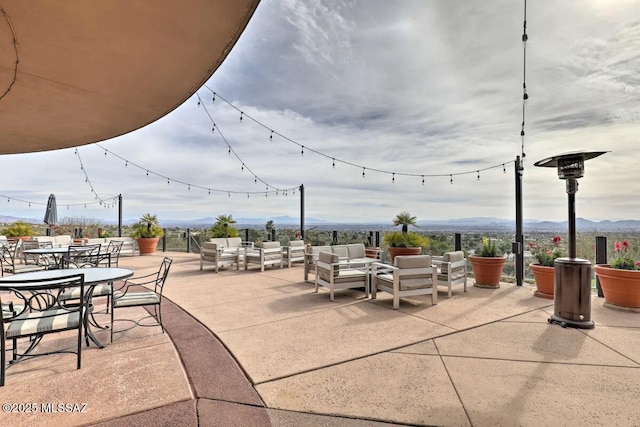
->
(265, 220), (275, 240)
(392, 211), (418, 234)
(215, 214), (237, 238)
(140, 213), (160, 235)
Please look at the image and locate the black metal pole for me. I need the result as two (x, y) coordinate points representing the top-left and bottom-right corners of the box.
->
(118, 194), (123, 237)
(454, 233), (461, 251)
(567, 179), (577, 258)
(186, 229), (191, 253)
(515, 156), (524, 286)
(299, 184), (305, 240)
(595, 236), (607, 297)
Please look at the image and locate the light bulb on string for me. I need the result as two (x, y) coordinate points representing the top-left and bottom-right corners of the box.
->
(421, 175), (425, 185)
(332, 158), (335, 168)
(270, 130), (273, 141)
(450, 174), (453, 184)
(188, 185), (191, 191)
(228, 147), (231, 155)
(503, 164), (506, 173)
(104, 150), (107, 156)
(392, 173), (395, 183)
(146, 170), (149, 176)
(212, 93), (216, 102)
(228, 192), (230, 198)
(477, 171), (480, 181)
(212, 126), (215, 133)
(265, 192), (268, 198)
(197, 100), (201, 107)
(208, 189), (211, 195)
(167, 178), (170, 185)
(247, 193), (250, 198)
(240, 112), (243, 121)
(255, 176), (257, 184)
(241, 164), (244, 172)
(28, 202), (31, 207)
(362, 167), (366, 178)
(125, 161), (128, 168)
(301, 146), (304, 156)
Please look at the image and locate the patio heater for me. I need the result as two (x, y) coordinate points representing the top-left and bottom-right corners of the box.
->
(534, 151), (607, 329)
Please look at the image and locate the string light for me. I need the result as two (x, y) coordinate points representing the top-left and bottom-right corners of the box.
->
(477, 171), (480, 181)
(450, 175), (453, 184)
(240, 112), (243, 121)
(362, 167), (366, 178)
(199, 86), (515, 184)
(421, 175), (425, 185)
(392, 173), (395, 183)
(270, 130), (273, 140)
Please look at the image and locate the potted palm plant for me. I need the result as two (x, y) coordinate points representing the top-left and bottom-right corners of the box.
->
(528, 236), (563, 299)
(469, 237), (506, 288)
(1, 220), (35, 241)
(208, 214), (239, 238)
(382, 212), (428, 262)
(130, 213), (164, 255)
(594, 240), (640, 310)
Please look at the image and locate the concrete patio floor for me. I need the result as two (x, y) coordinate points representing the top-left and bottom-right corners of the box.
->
(1, 251), (639, 426)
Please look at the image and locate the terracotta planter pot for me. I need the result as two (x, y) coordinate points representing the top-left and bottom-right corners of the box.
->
(387, 246), (422, 263)
(8, 236), (31, 242)
(594, 264), (640, 311)
(137, 237), (160, 255)
(365, 247), (380, 259)
(469, 255), (506, 288)
(530, 263), (554, 299)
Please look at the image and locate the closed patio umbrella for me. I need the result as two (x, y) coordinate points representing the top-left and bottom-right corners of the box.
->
(44, 194), (57, 236)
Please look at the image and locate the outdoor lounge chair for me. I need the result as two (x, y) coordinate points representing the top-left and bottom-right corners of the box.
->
(244, 241), (283, 271)
(200, 241), (240, 272)
(432, 250), (467, 297)
(372, 255), (437, 309)
(283, 240), (306, 268)
(315, 251), (368, 301)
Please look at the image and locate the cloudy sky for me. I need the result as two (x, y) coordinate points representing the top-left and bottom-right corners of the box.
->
(2, 0), (640, 225)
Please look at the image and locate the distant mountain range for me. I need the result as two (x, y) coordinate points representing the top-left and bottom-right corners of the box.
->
(1, 214), (639, 232)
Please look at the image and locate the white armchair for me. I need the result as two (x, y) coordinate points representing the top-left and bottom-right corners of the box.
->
(372, 255), (437, 309)
(200, 241), (240, 272)
(284, 240), (306, 268)
(244, 241), (283, 272)
(315, 251), (368, 301)
(432, 251), (467, 297)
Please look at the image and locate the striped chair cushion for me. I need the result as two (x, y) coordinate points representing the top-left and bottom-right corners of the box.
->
(6, 309), (80, 338)
(113, 290), (160, 308)
(60, 284), (112, 300)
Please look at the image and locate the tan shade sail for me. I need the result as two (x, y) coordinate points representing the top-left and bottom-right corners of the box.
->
(0, 0), (260, 154)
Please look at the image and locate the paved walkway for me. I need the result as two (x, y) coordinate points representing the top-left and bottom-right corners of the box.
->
(1, 252), (639, 426)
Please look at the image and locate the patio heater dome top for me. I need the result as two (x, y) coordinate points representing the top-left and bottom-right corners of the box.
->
(533, 150), (609, 168)
(534, 150), (609, 180)
(0, 0), (260, 155)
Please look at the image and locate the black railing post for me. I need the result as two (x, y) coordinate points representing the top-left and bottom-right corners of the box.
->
(271, 229), (276, 242)
(162, 228), (167, 252)
(299, 184), (305, 240)
(375, 231), (380, 247)
(332, 231), (338, 245)
(244, 228), (249, 242)
(118, 194), (123, 237)
(595, 236), (607, 297)
(186, 229), (191, 253)
(515, 155), (524, 286)
(368, 231), (374, 246)
(455, 233), (461, 251)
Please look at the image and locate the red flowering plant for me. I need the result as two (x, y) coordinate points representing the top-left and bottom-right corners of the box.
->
(528, 235), (564, 267)
(611, 241), (640, 270)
